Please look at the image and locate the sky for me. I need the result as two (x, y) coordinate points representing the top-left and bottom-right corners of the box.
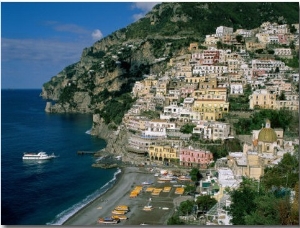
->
(1, 1), (160, 89)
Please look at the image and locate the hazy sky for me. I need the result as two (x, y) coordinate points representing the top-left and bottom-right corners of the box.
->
(1, 1), (159, 89)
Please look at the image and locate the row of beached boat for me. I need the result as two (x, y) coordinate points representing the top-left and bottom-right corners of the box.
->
(98, 205), (130, 224)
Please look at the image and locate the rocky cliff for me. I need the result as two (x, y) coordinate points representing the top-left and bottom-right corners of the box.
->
(91, 114), (143, 164)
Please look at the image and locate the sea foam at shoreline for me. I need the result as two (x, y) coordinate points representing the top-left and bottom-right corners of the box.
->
(47, 168), (122, 225)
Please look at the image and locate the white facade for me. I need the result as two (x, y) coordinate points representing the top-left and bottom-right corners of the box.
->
(235, 29), (252, 38)
(216, 26), (233, 37)
(193, 65), (228, 77)
(193, 121), (231, 141)
(252, 59), (286, 72)
(143, 119), (168, 138)
(274, 48), (292, 56)
(230, 84), (243, 94)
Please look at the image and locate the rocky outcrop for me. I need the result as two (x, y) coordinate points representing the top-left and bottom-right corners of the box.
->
(44, 92), (92, 113)
(91, 114), (129, 156)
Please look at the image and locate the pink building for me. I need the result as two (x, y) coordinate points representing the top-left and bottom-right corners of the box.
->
(180, 146), (214, 168)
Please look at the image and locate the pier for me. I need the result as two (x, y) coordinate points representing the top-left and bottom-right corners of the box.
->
(77, 151), (96, 155)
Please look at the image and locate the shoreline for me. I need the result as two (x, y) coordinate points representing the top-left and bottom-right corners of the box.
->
(62, 166), (156, 225)
(61, 167), (124, 225)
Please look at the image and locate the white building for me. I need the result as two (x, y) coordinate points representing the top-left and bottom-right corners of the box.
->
(252, 59), (286, 72)
(235, 29), (252, 38)
(193, 121), (231, 141)
(193, 65), (228, 77)
(274, 48), (292, 56)
(143, 119), (168, 138)
(230, 83), (243, 94)
(216, 26), (233, 37)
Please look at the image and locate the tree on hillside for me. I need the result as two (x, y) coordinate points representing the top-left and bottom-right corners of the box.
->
(234, 109), (297, 134)
(244, 193), (281, 225)
(189, 167), (202, 182)
(178, 200), (195, 216)
(227, 177), (258, 225)
(262, 152), (299, 189)
(196, 195), (217, 213)
(236, 35), (243, 43)
(278, 91), (286, 100)
(180, 123), (196, 134)
(167, 214), (185, 225)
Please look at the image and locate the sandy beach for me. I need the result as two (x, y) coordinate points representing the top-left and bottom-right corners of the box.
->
(63, 166), (179, 226)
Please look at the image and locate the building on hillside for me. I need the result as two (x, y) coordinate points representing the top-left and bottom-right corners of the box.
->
(191, 49), (221, 65)
(156, 76), (170, 96)
(193, 98), (229, 121)
(193, 87), (227, 101)
(192, 121), (231, 141)
(228, 120), (287, 180)
(251, 59), (286, 72)
(148, 144), (179, 164)
(204, 34), (220, 46)
(216, 26), (233, 37)
(245, 41), (266, 51)
(180, 84), (196, 98)
(192, 65), (228, 77)
(189, 42), (198, 51)
(230, 83), (243, 94)
(249, 89), (276, 110)
(125, 116), (147, 132)
(274, 48), (292, 58)
(180, 146), (213, 168)
(235, 29), (252, 38)
(275, 97), (299, 111)
(143, 119), (168, 138)
(127, 134), (155, 155)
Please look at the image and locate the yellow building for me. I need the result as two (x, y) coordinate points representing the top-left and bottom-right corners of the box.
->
(249, 89), (276, 110)
(193, 96), (229, 121)
(148, 145), (179, 163)
(193, 87), (227, 100)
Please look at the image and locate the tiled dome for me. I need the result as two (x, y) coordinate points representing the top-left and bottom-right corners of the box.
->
(258, 127), (277, 143)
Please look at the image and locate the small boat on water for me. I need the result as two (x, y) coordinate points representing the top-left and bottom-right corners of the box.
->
(98, 217), (120, 224)
(22, 152), (57, 160)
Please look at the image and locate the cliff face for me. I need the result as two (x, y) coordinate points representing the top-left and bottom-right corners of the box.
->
(91, 114), (134, 162)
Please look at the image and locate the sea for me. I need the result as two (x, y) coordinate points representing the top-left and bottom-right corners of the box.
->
(1, 89), (120, 225)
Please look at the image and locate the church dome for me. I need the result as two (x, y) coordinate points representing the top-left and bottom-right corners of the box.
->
(258, 127), (277, 143)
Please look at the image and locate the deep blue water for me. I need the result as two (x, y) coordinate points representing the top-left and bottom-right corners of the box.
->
(1, 89), (119, 225)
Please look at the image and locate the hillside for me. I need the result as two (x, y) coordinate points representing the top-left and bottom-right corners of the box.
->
(41, 2), (299, 120)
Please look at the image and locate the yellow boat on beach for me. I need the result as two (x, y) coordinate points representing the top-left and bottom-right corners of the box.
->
(112, 215), (128, 220)
(112, 210), (127, 215)
(114, 205), (129, 212)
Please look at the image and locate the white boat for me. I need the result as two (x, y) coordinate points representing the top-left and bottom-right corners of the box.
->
(22, 152), (57, 160)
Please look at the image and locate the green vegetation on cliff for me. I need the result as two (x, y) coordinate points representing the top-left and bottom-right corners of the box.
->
(227, 151), (299, 225)
(126, 2), (299, 39)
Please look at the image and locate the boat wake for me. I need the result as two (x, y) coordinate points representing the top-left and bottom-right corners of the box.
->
(46, 168), (122, 225)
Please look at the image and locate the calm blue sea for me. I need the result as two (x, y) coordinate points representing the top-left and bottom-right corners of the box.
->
(1, 89), (119, 225)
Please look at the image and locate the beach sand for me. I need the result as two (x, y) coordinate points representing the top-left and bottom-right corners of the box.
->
(63, 166), (180, 226)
